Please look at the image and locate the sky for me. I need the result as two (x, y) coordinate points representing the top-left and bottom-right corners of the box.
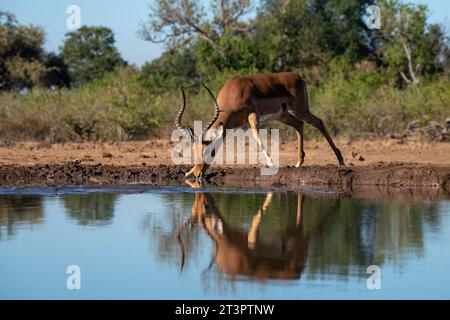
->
(1, 0), (449, 67)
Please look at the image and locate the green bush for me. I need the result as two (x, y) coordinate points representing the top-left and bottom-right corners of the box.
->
(0, 67), (165, 142)
(311, 62), (450, 138)
(0, 64), (449, 142)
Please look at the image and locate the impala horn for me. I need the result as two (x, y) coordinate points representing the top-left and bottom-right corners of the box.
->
(175, 87), (194, 140)
(202, 83), (220, 135)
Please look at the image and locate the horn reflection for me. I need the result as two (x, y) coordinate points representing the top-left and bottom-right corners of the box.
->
(177, 187), (337, 281)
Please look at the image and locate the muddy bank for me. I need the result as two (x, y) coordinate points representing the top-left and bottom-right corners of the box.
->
(213, 163), (450, 191)
(0, 161), (449, 194)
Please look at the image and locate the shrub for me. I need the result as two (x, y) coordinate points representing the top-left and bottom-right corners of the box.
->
(0, 64), (449, 142)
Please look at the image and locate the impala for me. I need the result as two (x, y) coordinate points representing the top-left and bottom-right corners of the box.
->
(175, 72), (345, 179)
(176, 185), (338, 280)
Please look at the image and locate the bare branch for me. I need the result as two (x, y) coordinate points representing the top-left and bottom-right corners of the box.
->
(140, 0), (255, 56)
(400, 37), (420, 85)
(400, 71), (411, 84)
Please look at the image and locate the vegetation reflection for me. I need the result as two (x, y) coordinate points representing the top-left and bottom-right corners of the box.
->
(155, 191), (443, 282)
(0, 195), (44, 239)
(63, 193), (118, 226)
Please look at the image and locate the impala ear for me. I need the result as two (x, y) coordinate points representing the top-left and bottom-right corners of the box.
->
(203, 124), (223, 143)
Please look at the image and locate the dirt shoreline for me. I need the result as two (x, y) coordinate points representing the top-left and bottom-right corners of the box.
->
(1, 140), (449, 196)
(1, 162), (449, 194)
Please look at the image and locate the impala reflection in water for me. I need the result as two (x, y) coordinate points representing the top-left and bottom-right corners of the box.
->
(175, 190), (336, 281)
(0, 189), (449, 299)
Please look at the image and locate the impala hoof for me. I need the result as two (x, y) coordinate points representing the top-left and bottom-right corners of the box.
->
(294, 160), (304, 168)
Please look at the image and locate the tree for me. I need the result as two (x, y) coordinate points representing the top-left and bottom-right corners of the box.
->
(60, 26), (125, 85)
(0, 11), (70, 90)
(140, 0), (255, 51)
(139, 0), (449, 88)
(43, 53), (71, 88)
(140, 47), (199, 93)
(139, 0), (375, 81)
(139, 0), (256, 65)
(0, 11), (62, 90)
(376, 0), (449, 86)
(255, 0), (374, 72)
(139, 0), (260, 87)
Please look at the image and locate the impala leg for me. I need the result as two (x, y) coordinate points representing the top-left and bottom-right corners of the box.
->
(303, 113), (345, 166)
(248, 113), (274, 167)
(185, 179), (203, 189)
(185, 166), (197, 177)
(247, 210), (262, 250)
(248, 192), (273, 249)
(279, 113), (305, 167)
(296, 130), (304, 167)
(296, 192), (304, 228)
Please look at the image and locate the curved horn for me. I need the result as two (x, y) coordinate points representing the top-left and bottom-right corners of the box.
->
(202, 83), (220, 134)
(175, 216), (195, 272)
(174, 87), (194, 139)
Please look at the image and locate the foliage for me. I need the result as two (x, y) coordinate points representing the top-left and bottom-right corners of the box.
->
(311, 61), (450, 138)
(375, 0), (449, 86)
(1, 62), (449, 142)
(0, 1), (449, 142)
(0, 67), (166, 142)
(0, 11), (70, 90)
(60, 26), (125, 86)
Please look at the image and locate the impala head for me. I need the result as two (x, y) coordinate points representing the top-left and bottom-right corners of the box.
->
(175, 84), (223, 179)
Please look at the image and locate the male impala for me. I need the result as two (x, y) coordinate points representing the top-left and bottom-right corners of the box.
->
(175, 72), (345, 179)
(176, 187), (338, 280)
